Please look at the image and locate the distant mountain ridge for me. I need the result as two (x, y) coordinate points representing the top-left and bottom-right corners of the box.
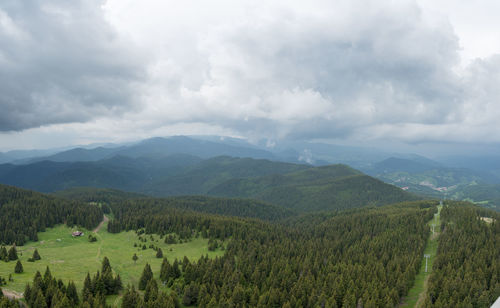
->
(0, 154), (417, 212)
(22, 136), (275, 164)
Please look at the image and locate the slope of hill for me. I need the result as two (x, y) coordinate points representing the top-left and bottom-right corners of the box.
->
(144, 156), (310, 196)
(0, 184), (103, 245)
(54, 187), (147, 203)
(0, 155), (417, 212)
(0, 154), (202, 193)
(362, 157), (499, 199)
(451, 184), (500, 211)
(209, 164), (418, 211)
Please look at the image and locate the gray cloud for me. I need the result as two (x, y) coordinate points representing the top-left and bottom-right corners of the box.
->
(1, 0), (500, 148)
(140, 1), (465, 141)
(0, 0), (145, 131)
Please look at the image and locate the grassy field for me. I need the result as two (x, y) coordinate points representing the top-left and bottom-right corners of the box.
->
(0, 217), (224, 298)
(401, 203), (442, 307)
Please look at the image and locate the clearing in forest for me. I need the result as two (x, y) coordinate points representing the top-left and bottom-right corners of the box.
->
(401, 203), (442, 307)
(0, 217), (225, 296)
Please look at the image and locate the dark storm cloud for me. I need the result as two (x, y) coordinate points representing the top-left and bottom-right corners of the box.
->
(0, 0), (144, 131)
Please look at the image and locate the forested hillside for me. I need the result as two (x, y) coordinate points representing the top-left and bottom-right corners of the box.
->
(104, 199), (435, 306)
(143, 156), (309, 196)
(425, 202), (500, 307)
(107, 196), (295, 223)
(0, 184), (102, 245)
(209, 164), (418, 211)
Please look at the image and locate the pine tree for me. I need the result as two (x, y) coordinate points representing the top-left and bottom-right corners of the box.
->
(14, 260), (23, 273)
(24, 284), (32, 304)
(144, 279), (158, 303)
(0, 247), (7, 262)
(101, 256), (111, 273)
(156, 248), (163, 258)
(82, 273), (92, 298)
(66, 281), (79, 305)
(7, 246), (17, 261)
(33, 249), (41, 261)
(132, 253), (138, 265)
(122, 286), (141, 308)
(114, 274), (123, 293)
(32, 289), (47, 308)
(139, 263), (153, 290)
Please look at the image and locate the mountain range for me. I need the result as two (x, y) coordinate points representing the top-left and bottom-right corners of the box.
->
(0, 135), (498, 211)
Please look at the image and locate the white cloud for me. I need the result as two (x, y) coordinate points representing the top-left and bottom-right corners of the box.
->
(1, 0), (500, 151)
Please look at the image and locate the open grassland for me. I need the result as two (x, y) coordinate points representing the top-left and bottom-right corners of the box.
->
(401, 204), (442, 307)
(0, 218), (224, 295)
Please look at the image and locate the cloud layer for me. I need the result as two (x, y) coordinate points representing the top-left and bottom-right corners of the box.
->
(0, 0), (499, 148)
(0, 0), (144, 131)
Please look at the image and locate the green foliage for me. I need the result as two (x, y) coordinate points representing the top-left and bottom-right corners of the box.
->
(138, 263), (153, 290)
(0, 184), (103, 245)
(14, 261), (23, 274)
(426, 202), (500, 307)
(32, 249), (41, 261)
(7, 247), (16, 261)
(0, 247), (7, 262)
(155, 248), (163, 258)
(209, 164), (418, 211)
(106, 198), (436, 306)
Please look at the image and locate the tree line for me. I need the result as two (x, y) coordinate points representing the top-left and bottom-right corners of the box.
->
(0, 185), (103, 245)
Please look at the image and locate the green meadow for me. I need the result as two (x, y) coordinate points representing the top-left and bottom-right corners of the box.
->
(0, 218), (224, 296)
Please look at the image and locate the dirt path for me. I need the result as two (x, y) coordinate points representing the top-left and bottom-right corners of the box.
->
(2, 289), (23, 300)
(93, 215), (109, 233)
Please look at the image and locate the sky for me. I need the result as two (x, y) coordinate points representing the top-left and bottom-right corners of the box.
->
(0, 0), (499, 155)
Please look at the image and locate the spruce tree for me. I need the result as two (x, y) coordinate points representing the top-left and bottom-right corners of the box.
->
(66, 281), (79, 305)
(138, 263), (153, 290)
(114, 274), (123, 293)
(132, 253), (138, 264)
(0, 247), (7, 261)
(7, 246), (17, 261)
(33, 249), (41, 261)
(14, 260), (23, 273)
(32, 289), (47, 308)
(122, 286), (141, 308)
(101, 256), (111, 274)
(144, 279), (158, 303)
(156, 248), (163, 258)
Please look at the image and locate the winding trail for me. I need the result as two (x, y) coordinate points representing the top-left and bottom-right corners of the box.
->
(93, 215), (109, 233)
(401, 202), (442, 307)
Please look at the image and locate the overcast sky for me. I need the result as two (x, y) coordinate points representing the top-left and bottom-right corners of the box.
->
(0, 0), (499, 154)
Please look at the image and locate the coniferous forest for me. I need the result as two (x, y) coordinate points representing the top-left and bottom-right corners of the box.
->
(425, 202), (500, 307)
(0, 183), (499, 307)
(0, 185), (103, 245)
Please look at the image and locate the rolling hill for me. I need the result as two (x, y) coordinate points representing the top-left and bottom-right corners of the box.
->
(209, 164), (419, 211)
(0, 155), (417, 212)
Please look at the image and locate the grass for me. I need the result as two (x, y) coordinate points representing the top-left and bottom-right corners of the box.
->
(401, 204), (442, 307)
(0, 217), (224, 300)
